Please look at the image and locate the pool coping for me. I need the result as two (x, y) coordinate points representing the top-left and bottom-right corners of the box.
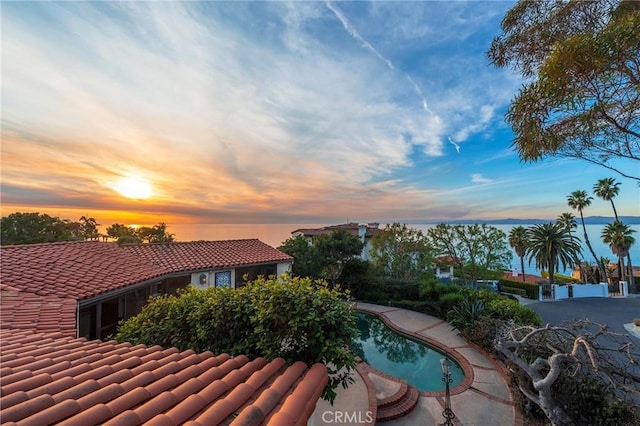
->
(354, 305), (475, 398)
(352, 303), (523, 425)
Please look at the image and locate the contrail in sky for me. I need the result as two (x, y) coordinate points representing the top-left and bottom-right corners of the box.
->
(326, 1), (432, 115)
(448, 137), (461, 154)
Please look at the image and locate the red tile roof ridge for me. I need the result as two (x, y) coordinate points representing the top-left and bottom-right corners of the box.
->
(0, 240), (99, 249)
(120, 238), (264, 246)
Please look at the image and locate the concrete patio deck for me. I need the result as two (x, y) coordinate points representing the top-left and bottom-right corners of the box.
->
(311, 302), (520, 425)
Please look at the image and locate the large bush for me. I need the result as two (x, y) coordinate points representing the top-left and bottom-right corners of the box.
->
(498, 278), (540, 299)
(361, 276), (422, 302)
(486, 298), (541, 326)
(116, 274), (357, 401)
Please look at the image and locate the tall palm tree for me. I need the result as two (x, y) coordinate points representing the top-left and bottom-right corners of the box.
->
(556, 212), (585, 282)
(593, 177), (621, 219)
(601, 221), (636, 287)
(593, 177), (634, 289)
(508, 226), (528, 282)
(526, 223), (581, 285)
(567, 190), (606, 282)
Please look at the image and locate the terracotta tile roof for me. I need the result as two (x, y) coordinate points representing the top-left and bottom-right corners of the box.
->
(120, 239), (293, 272)
(0, 241), (168, 300)
(503, 271), (545, 284)
(0, 328), (328, 425)
(292, 223), (381, 239)
(0, 240), (292, 302)
(0, 284), (77, 337)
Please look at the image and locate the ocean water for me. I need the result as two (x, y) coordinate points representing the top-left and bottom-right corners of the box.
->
(169, 223), (640, 276)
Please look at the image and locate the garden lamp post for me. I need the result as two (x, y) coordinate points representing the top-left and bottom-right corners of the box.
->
(440, 357), (455, 426)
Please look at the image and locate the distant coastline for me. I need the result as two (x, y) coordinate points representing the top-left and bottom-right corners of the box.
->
(406, 216), (640, 225)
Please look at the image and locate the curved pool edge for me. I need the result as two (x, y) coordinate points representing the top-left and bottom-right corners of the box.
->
(354, 304), (475, 398)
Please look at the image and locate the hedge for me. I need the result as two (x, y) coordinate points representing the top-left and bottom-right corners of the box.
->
(498, 278), (539, 299)
(501, 286), (528, 297)
(541, 271), (580, 283)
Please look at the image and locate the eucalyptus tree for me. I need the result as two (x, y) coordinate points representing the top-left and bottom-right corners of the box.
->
(279, 235), (322, 278)
(508, 226), (528, 282)
(79, 216), (101, 240)
(0, 212), (80, 245)
(556, 212), (585, 282)
(369, 223), (432, 282)
(314, 229), (364, 287)
(428, 223), (512, 285)
(567, 190), (606, 281)
(488, 0), (640, 182)
(526, 223), (581, 285)
(601, 221), (636, 287)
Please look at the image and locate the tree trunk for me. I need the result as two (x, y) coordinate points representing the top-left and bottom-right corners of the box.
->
(579, 212), (606, 281)
(520, 255), (526, 282)
(627, 252), (636, 292)
(568, 230), (586, 283)
(538, 391), (575, 426)
(627, 253), (636, 293)
(549, 260), (555, 285)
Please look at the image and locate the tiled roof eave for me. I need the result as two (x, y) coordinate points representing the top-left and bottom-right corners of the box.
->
(0, 329), (328, 425)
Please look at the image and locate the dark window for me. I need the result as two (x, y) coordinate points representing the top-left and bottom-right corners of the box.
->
(101, 297), (121, 338)
(165, 277), (189, 295)
(79, 305), (96, 340)
(125, 286), (150, 320)
(235, 264), (277, 287)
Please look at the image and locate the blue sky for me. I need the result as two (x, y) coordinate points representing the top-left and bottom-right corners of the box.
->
(1, 1), (638, 225)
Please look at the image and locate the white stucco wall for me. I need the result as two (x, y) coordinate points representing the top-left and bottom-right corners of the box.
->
(190, 270), (236, 290)
(277, 261), (292, 275)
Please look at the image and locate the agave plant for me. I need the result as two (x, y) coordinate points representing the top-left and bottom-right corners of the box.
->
(447, 295), (485, 332)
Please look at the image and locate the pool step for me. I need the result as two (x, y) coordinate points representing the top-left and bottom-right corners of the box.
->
(376, 383), (419, 422)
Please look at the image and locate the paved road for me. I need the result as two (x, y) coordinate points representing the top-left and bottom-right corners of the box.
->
(529, 297), (640, 338)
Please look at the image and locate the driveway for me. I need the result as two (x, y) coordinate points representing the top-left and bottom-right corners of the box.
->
(529, 297), (640, 338)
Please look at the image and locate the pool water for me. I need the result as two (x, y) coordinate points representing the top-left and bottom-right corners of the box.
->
(352, 312), (464, 391)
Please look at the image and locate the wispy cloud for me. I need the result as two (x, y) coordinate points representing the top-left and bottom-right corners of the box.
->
(3, 2), (628, 223)
(471, 174), (493, 184)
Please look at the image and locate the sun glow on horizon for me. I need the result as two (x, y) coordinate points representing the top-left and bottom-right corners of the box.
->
(112, 175), (153, 200)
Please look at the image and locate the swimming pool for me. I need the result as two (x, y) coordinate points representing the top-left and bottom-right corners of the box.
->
(352, 311), (464, 391)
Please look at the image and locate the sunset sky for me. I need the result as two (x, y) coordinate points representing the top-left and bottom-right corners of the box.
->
(2, 1), (638, 226)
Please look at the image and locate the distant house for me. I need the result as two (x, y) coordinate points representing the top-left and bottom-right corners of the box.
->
(291, 222), (381, 260)
(0, 239), (328, 426)
(0, 239), (292, 340)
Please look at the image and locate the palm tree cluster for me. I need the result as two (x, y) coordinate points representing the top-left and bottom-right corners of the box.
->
(509, 223), (581, 285)
(508, 177), (636, 290)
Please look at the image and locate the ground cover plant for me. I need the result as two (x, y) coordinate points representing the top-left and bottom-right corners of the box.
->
(115, 274), (358, 402)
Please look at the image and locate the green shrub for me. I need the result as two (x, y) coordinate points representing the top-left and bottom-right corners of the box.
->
(553, 375), (640, 425)
(116, 275), (357, 402)
(388, 300), (440, 317)
(498, 278), (540, 299)
(486, 298), (541, 326)
(501, 286), (528, 297)
(420, 277), (450, 301)
(361, 276), (421, 302)
(541, 270), (580, 283)
(447, 296), (485, 332)
(461, 316), (508, 353)
(475, 289), (503, 304)
(438, 293), (466, 317)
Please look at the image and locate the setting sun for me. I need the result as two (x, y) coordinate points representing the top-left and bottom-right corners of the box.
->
(112, 175), (153, 199)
